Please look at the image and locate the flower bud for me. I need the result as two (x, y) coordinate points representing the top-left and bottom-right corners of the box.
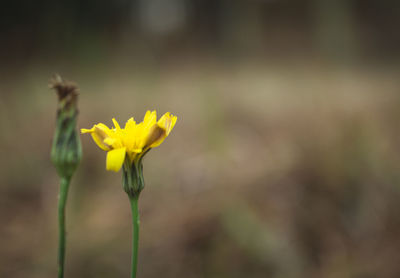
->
(50, 75), (82, 179)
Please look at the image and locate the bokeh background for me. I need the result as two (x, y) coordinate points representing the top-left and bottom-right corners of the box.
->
(1, 1), (400, 277)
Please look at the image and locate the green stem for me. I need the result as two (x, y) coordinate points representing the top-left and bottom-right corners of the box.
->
(129, 195), (140, 278)
(58, 176), (70, 278)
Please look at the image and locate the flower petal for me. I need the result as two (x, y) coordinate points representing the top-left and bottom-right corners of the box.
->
(167, 115), (177, 135)
(125, 117), (136, 130)
(81, 124), (113, 151)
(158, 113), (177, 135)
(112, 118), (121, 130)
(146, 125), (167, 148)
(106, 147), (126, 172)
(143, 110), (157, 128)
(92, 124), (115, 151)
(81, 128), (94, 134)
(104, 137), (117, 146)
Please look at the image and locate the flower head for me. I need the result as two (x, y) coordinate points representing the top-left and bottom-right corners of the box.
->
(81, 111), (177, 172)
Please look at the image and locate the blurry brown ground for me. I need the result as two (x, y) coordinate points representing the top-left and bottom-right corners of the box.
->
(1, 1), (400, 278)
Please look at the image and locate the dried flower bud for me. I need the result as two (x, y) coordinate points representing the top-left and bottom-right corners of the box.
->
(50, 75), (82, 179)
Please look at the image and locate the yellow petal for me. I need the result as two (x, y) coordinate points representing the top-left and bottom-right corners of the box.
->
(168, 115), (177, 135)
(112, 118), (121, 130)
(106, 147), (126, 172)
(81, 127), (94, 134)
(81, 124), (113, 151)
(125, 117), (136, 130)
(96, 123), (113, 134)
(145, 125), (167, 148)
(92, 125), (114, 151)
(158, 113), (177, 135)
(143, 110), (157, 128)
(104, 137), (117, 146)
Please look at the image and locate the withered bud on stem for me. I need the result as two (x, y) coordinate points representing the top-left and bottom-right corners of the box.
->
(50, 74), (82, 179)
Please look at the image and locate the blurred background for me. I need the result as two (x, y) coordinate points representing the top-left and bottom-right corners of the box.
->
(1, 0), (400, 277)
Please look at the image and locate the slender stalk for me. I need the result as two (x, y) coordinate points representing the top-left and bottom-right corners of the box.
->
(129, 195), (140, 278)
(58, 176), (71, 278)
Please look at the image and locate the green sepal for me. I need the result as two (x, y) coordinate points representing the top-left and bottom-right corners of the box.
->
(122, 150), (150, 198)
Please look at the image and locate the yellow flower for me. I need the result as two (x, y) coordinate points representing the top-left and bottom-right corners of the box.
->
(81, 111), (177, 172)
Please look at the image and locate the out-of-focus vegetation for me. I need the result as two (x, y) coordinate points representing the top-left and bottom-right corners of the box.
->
(1, 1), (400, 277)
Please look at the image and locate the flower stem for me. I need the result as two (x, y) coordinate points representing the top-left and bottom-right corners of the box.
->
(58, 176), (70, 278)
(129, 195), (140, 278)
